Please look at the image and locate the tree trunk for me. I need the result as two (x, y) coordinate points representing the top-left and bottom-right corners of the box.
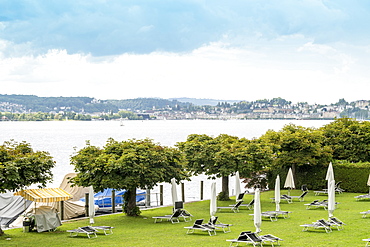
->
(218, 175), (230, 201)
(125, 187), (140, 216)
(0, 226), (4, 236)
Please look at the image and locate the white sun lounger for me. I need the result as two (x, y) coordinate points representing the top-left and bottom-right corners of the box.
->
(184, 219), (218, 236)
(67, 226), (98, 238)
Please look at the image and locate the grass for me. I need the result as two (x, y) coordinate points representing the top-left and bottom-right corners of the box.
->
(2, 190), (370, 246)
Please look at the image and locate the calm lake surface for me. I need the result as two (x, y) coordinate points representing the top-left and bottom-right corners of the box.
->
(0, 119), (332, 205)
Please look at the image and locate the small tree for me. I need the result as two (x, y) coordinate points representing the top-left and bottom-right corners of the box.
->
(321, 118), (370, 162)
(260, 124), (332, 183)
(70, 138), (189, 216)
(177, 134), (273, 200)
(0, 140), (55, 236)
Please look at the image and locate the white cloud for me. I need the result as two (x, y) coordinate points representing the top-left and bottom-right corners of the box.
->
(1, 38), (369, 104)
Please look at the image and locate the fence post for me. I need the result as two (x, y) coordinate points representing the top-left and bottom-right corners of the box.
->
(181, 183), (185, 202)
(112, 190), (116, 213)
(160, 185), (163, 206)
(200, 181), (204, 200)
(85, 193), (89, 216)
(146, 189), (151, 207)
(60, 201), (64, 220)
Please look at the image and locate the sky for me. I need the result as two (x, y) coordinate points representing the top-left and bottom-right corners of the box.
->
(1, 0), (370, 105)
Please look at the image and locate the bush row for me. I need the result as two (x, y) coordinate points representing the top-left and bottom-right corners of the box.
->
(267, 161), (370, 193)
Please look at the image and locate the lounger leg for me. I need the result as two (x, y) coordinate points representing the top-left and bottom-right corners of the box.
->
(154, 218), (163, 223)
(171, 218), (180, 223)
(223, 226), (231, 233)
(208, 230), (216, 236)
(103, 228), (113, 235)
(230, 241), (240, 247)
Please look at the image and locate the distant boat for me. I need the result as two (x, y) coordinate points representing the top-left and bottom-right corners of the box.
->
(80, 188), (146, 209)
(120, 118), (124, 126)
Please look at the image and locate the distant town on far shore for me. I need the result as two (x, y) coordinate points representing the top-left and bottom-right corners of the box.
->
(0, 94), (369, 121)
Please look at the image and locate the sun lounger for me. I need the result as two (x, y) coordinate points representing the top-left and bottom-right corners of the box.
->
(177, 209), (193, 222)
(270, 194), (292, 204)
(207, 216), (233, 233)
(218, 201), (243, 213)
(289, 191), (309, 202)
(304, 199), (338, 210)
(314, 190), (328, 196)
(153, 209), (182, 223)
(355, 194), (370, 201)
(335, 181), (345, 193)
(360, 210), (370, 218)
(67, 226), (98, 238)
(328, 217), (345, 230)
(236, 193), (245, 202)
(300, 219), (332, 233)
(184, 219), (218, 236)
(315, 181), (345, 195)
(241, 199), (255, 210)
(304, 199), (322, 209)
(271, 191), (307, 203)
(259, 234), (284, 246)
(227, 231), (282, 247)
(363, 238), (370, 247)
(173, 201), (193, 221)
(91, 226), (114, 235)
(246, 232), (281, 246)
(263, 210), (292, 219)
(226, 231), (252, 246)
(249, 212), (278, 222)
(230, 199), (254, 210)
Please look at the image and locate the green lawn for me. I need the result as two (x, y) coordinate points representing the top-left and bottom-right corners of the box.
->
(2, 190), (370, 247)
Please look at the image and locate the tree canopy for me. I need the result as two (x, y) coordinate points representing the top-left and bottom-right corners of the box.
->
(0, 140), (55, 236)
(321, 118), (370, 162)
(176, 134), (273, 200)
(260, 124), (332, 183)
(70, 138), (189, 216)
(0, 140), (55, 193)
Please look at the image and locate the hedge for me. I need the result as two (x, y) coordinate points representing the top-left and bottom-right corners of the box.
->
(266, 161), (370, 193)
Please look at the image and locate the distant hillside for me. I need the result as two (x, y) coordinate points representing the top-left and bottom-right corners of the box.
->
(0, 95), (193, 113)
(0, 94), (119, 113)
(170, 97), (241, 106)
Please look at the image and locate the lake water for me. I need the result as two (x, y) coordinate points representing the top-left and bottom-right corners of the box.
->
(0, 119), (332, 205)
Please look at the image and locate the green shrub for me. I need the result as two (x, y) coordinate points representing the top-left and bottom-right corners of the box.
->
(217, 191), (230, 201)
(267, 161), (370, 193)
(334, 161), (370, 193)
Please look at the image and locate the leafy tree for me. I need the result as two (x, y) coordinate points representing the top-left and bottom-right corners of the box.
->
(321, 118), (370, 162)
(177, 134), (273, 200)
(70, 138), (189, 216)
(0, 140), (55, 236)
(260, 124), (332, 182)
